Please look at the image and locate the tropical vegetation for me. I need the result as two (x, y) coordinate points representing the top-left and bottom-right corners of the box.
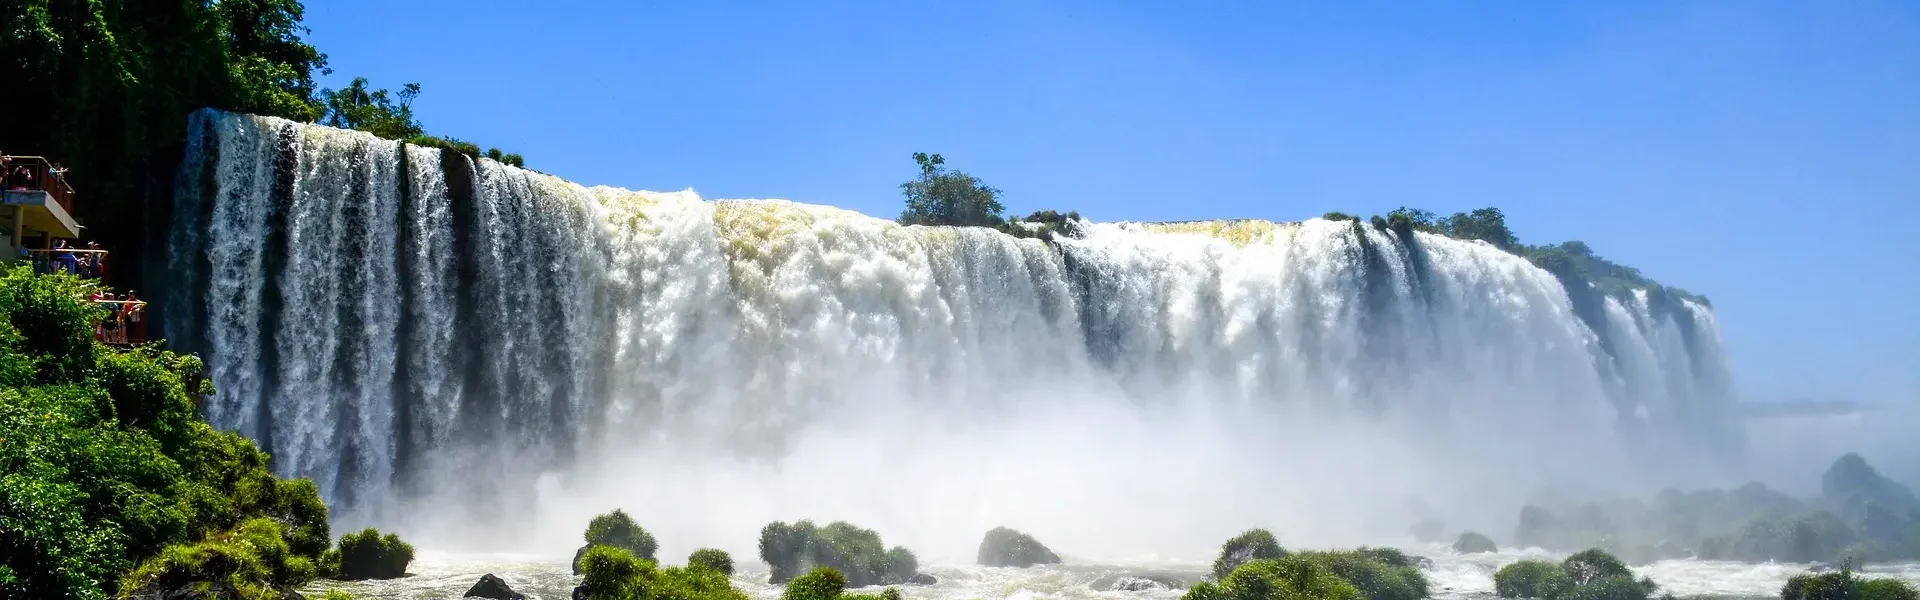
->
(758, 520), (923, 587)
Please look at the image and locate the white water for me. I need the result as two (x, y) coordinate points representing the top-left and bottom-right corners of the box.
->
(301, 550), (1920, 600)
(163, 111), (1759, 589)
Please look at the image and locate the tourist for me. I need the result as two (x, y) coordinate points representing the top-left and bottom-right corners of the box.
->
(86, 241), (107, 282)
(123, 291), (143, 344)
(54, 240), (76, 274)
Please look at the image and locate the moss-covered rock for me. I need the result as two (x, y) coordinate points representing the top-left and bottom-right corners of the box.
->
(577, 545), (749, 600)
(1453, 532), (1497, 554)
(1290, 551), (1428, 600)
(1185, 556), (1361, 600)
(976, 527), (1061, 567)
(574, 510), (658, 575)
(758, 520), (923, 587)
(117, 518), (315, 600)
(689, 548), (733, 576)
(333, 528), (413, 580)
(1492, 549), (1659, 600)
(1212, 529), (1288, 581)
(1494, 560), (1571, 599)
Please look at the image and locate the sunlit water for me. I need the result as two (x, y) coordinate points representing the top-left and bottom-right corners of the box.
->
(301, 548), (1920, 600)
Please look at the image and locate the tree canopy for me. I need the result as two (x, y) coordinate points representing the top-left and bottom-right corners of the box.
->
(898, 152), (1007, 228)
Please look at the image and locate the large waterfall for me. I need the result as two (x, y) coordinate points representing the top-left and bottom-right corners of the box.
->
(158, 110), (1739, 558)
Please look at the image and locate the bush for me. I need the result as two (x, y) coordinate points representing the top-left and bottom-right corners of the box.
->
(782, 567), (848, 600)
(1292, 551), (1428, 600)
(334, 528), (414, 580)
(977, 526), (1061, 567)
(580, 545), (749, 600)
(1494, 550), (1657, 600)
(0, 268), (333, 599)
(1494, 561), (1571, 599)
(586, 509), (660, 561)
(1185, 557), (1362, 600)
(759, 520), (920, 586)
(117, 519), (315, 599)
(689, 548), (733, 576)
(1213, 529), (1288, 581)
(1454, 532), (1497, 554)
(1857, 578), (1920, 600)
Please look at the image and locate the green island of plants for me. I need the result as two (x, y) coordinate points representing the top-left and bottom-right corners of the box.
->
(576, 545), (749, 600)
(1779, 564), (1918, 600)
(759, 520), (924, 587)
(1190, 530), (1428, 600)
(0, 267), (412, 598)
(575, 509), (659, 574)
(1493, 549), (1669, 600)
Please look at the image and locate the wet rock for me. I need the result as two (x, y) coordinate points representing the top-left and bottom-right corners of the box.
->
(977, 527), (1063, 567)
(908, 573), (938, 586)
(573, 545), (590, 575)
(1091, 574), (1189, 591)
(464, 573), (526, 600)
(573, 584), (590, 600)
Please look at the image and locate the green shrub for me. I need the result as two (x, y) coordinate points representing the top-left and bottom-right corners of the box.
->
(0, 268), (333, 599)
(1184, 556), (1362, 600)
(117, 518), (315, 599)
(759, 520), (920, 586)
(1561, 549), (1634, 586)
(1558, 575), (1658, 600)
(977, 526), (1061, 567)
(334, 528), (414, 580)
(689, 548), (734, 575)
(1292, 551), (1428, 600)
(1454, 531), (1497, 554)
(782, 567), (848, 600)
(579, 544), (749, 600)
(1857, 578), (1920, 600)
(323, 591), (353, 600)
(1494, 560), (1571, 599)
(1212, 529), (1288, 581)
(586, 509), (659, 560)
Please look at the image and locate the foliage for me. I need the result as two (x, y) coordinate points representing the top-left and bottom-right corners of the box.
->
(782, 567), (848, 600)
(586, 509), (659, 561)
(689, 548), (734, 575)
(1213, 529), (1288, 581)
(759, 520), (922, 587)
(1184, 557), (1362, 600)
(117, 518), (316, 598)
(1494, 561), (1572, 599)
(1777, 566), (1917, 600)
(319, 78), (425, 139)
(1454, 531), (1497, 554)
(333, 528), (413, 580)
(898, 152), (1006, 228)
(0, 268), (331, 599)
(580, 545), (750, 600)
(977, 526), (1061, 567)
(1290, 551), (1429, 600)
(1492, 550), (1659, 600)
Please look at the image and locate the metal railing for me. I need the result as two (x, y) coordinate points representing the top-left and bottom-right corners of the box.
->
(22, 248), (111, 283)
(93, 299), (147, 346)
(1, 155), (76, 215)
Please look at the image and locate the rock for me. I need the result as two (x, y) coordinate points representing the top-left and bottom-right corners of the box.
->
(464, 573), (527, 600)
(1412, 555), (1435, 569)
(1453, 531), (1497, 554)
(573, 584), (590, 600)
(573, 545), (591, 575)
(1092, 574), (1189, 592)
(976, 527), (1063, 567)
(908, 573), (938, 586)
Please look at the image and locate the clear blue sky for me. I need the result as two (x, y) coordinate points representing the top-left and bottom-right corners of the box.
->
(304, 1), (1919, 404)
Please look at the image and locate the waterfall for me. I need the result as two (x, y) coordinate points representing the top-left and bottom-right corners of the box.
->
(160, 110), (1742, 554)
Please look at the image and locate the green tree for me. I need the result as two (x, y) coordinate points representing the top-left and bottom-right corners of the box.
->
(898, 152), (1005, 227)
(1445, 207), (1519, 251)
(319, 78), (425, 139)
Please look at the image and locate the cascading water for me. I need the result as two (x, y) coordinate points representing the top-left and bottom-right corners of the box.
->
(159, 110), (1741, 561)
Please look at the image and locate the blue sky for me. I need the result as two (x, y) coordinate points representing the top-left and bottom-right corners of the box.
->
(304, 1), (1918, 404)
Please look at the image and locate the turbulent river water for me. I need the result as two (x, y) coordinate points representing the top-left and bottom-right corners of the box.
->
(152, 110), (1841, 599)
(298, 550), (1920, 600)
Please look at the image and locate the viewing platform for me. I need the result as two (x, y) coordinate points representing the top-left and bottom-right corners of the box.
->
(2, 154), (83, 252)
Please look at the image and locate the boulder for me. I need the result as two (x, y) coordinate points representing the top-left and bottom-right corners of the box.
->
(573, 545), (590, 575)
(908, 573), (938, 586)
(464, 573), (527, 600)
(977, 527), (1062, 567)
(1091, 574), (1189, 591)
(1453, 531), (1497, 554)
